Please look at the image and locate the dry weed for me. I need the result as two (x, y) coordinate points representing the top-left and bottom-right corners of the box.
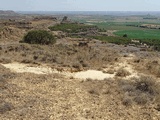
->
(119, 75), (160, 106)
(116, 68), (131, 77)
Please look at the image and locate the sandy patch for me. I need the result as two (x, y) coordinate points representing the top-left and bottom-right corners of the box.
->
(1, 62), (55, 74)
(1, 56), (139, 80)
(1, 62), (116, 80)
(73, 70), (115, 80)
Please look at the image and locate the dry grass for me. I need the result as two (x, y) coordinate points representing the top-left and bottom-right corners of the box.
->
(1, 14), (160, 119)
(0, 43), (119, 70)
(119, 75), (160, 106)
(0, 57), (11, 64)
(146, 60), (160, 77)
(0, 22), (160, 119)
(115, 68), (131, 77)
(122, 97), (132, 106)
(0, 63), (160, 119)
(0, 102), (14, 114)
(134, 59), (160, 75)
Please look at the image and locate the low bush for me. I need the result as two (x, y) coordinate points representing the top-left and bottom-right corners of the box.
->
(23, 30), (56, 45)
(135, 76), (156, 94)
(133, 94), (148, 105)
(119, 76), (160, 106)
(122, 97), (132, 106)
(115, 68), (131, 77)
(0, 102), (14, 114)
(146, 61), (160, 77)
(123, 34), (128, 37)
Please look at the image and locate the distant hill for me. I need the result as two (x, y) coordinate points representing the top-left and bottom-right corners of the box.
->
(0, 10), (18, 16)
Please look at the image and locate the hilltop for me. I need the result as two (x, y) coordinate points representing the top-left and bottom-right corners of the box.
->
(0, 10), (18, 16)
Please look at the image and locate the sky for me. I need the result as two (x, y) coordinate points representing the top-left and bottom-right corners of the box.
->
(0, 0), (159, 11)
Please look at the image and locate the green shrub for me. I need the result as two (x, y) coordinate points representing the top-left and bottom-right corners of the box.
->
(123, 34), (128, 37)
(23, 30), (56, 45)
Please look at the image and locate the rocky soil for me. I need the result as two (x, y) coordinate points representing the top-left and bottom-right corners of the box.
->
(0, 17), (160, 120)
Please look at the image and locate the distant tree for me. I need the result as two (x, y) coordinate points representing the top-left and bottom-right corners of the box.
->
(23, 30), (56, 45)
(61, 16), (68, 23)
(123, 34), (128, 37)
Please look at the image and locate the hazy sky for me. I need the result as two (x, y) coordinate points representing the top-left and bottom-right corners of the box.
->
(0, 0), (159, 11)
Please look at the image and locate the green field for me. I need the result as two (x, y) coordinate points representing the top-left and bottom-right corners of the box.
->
(114, 29), (160, 40)
(91, 21), (160, 44)
(54, 15), (160, 50)
(89, 36), (131, 45)
(92, 22), (142, 30)
(88, 19), (160, 50)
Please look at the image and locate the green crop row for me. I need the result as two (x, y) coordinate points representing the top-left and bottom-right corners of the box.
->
(49, 23), (99, 33)
(114, 30), (160, 40)
(89, 36), (131, 45)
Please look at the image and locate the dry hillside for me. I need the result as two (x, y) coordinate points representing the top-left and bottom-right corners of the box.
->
(0, 15), (160, 120)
